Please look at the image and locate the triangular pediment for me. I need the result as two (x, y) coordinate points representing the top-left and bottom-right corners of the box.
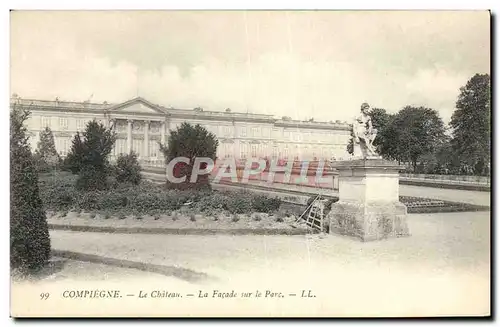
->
(108, 97), (166, 115)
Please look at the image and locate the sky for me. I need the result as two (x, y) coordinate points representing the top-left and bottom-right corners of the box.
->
(10, 10), (490, 124)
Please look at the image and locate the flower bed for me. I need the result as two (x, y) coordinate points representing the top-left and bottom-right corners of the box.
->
(39, 172), (306, 233)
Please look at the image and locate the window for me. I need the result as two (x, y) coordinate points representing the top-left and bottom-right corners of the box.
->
(59, 118), (68, 130)
(132, 139), (142, 156)
(240, 127), (247, 137)
(251, 144), (258, 157)
(76, 119), (86, 130)
(224, 143), (232, 158)
(283, 131), (290, 139)
(272, 146), (278, 159)
(223, 126), (232, 136)
(251, 127), (260, 137)
(283, 145), (289, 159)
(57, 137), (70, 156)
(150, 123), (160, 133)
(41, 116), (51, 128)
(115, 139), (126, 156)
(240, 143), (248, 159)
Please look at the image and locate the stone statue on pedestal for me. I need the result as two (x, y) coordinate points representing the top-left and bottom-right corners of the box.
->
(352, 103), (381, 159)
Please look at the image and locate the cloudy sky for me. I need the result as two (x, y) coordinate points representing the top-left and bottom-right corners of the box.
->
(10, 10), (490, 124)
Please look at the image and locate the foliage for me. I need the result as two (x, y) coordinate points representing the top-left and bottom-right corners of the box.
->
(369, 108), (393, 155)
(62, 132), (85, 174)
(38, 172), (282, 217)
(382, 106), (446, 171)
(251, 195), (281, 213)
(450, 73), (491, 175)
(33, 127), (61, 173)
(225, 191), (254, 214)
(114, 151), (142, 185)
(160, 122), (219, 190)
(346, 129), (354, 155)
(10, 106), (51, 272)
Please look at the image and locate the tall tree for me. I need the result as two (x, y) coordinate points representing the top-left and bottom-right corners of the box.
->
(63, 132), (85, 174)
(34, 127), (60, 172)
(450, 73), (491, 175)
(10, 106), (51, 272)
(369, 107), (393, 155)
(383, 106), (447, 171)
(74, 120), (116, 190)
(160, 122), (219, 190)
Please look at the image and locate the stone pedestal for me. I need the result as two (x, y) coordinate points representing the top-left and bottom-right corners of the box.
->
(326, 159), (410, 241)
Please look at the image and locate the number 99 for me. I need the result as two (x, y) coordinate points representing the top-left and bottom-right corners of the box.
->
(40, 292), (50, 300)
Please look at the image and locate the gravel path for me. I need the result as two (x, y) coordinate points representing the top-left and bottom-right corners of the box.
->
(399, 185), (490, 206)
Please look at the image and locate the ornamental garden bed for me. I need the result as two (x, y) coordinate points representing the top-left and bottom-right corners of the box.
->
(40, 172), (489, 235)
(40, 172), (314, 234)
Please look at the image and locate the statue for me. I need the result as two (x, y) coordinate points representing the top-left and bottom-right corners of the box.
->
(352, 103), (380, 159)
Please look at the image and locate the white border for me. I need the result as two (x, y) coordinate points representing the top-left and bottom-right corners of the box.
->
(1, 1), (497, 325)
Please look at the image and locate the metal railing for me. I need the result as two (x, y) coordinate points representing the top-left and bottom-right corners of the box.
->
(400, 173), (490, 185)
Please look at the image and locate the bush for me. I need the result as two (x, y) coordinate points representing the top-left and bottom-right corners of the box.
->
(194, 192), (227, 212)
(114, 152), (142, 185)
(76, 191), (100, 211)
(10, 107), (51, 272)
(98, 193), (129, 211)
(251, 195), (281, 213)
(225, 191), (253, 214)
(76, 166), (110, 191)
(161, 122), (218, 191)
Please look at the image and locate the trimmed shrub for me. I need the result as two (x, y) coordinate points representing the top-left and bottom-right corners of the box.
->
(114, 152), (142, 185)
(10, 106), (51, 272)
(160, 122), (218, 191)
(251, 195), (281, 213)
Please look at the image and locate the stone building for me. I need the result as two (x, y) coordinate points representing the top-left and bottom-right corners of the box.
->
(10, 95), (352, 165)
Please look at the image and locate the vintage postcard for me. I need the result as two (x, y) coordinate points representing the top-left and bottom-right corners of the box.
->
(9, 10), (491, 318)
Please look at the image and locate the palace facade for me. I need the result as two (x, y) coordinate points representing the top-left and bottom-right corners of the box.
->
(11, 95), (352, 165)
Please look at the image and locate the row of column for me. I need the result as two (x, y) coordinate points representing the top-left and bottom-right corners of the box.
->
(118, 119), (167, 157)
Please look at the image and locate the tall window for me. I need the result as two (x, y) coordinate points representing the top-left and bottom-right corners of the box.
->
(223, 126), (232, 137)
(251, 127), (260, 137)
(240, 127), (247, 137)
(41, 116), (51, 128)
(116, 139), (126, 156)
(283, 145), (289, 159)
(251, 144), (258, 157)
(224, 143), (232, 158)
(57, 137), (70, 156)
(272, 146), (278, 159)
(149, 140), (158, 157)
(132, 139), (142, 156)
(240, 143), (247, 159)
(76, 119), (86, 131)
(59, 118), (68, 130)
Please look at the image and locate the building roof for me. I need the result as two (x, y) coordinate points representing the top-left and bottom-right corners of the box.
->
(10, 96), (350, 129)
